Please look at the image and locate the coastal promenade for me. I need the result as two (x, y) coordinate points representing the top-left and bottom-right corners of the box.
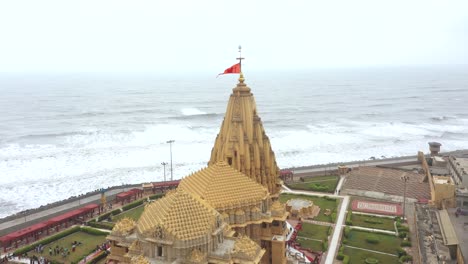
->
(0, 187), (134, 236)
(290, 149), (468, 175)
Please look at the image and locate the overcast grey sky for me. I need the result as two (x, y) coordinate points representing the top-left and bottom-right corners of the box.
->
(0, 0), (467, 73)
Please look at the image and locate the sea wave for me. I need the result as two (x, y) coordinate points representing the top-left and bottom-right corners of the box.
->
(181, 107), (207, 116)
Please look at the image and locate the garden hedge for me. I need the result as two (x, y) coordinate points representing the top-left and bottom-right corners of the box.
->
(85, 250), (108, 264)
(13, 226), (80, 255)
(343, 255), (350, 264)
(110, 209), (121, 216)
(346, 212), (352, 225)
(122, 200), (144, 211)
(97, 212), (112, 222)
(149, 193), (164, 200)
(87, 221), (115, 231)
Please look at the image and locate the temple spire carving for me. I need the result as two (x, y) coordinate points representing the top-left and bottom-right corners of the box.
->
(209, 73), (281, 195)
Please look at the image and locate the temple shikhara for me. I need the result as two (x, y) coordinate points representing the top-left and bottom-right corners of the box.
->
(106, 72), (289, 264)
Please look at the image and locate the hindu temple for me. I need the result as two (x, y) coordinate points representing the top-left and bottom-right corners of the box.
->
(106, 73), (289, 264)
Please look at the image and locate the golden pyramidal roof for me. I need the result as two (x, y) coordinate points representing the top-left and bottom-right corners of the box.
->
(136, 189), (218, 241)
(178, 161), (268, 209)
(209, 73), (281, 195)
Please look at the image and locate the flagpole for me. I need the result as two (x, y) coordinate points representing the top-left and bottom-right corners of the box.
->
(237, 45), (244, 73)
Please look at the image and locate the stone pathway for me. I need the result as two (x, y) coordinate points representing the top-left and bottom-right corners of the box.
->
(343, 245), (398, 257)
(347, 225), (396, 235)
(296, 236), (323, 242)
(325, 195), (349, 264)
(303, 219), (335, 227)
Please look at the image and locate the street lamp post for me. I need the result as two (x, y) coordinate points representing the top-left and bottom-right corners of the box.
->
(161, 162), (168, 182)
(401, 175), (409, 222)
(166, 140), (175, 181)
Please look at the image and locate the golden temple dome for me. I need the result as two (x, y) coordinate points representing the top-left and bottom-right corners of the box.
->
(178, 161), (268, 209)
(136, 189), (218, 241)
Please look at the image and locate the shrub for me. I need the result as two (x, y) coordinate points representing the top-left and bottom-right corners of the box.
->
(310, 184), (328, 192)
(397, 247), (407, 257)
(323, 196), (336, 201)
(365, 258), (379, 264)
(343, 255), (350, 264)
(342, 239), (348, 244)
(122, 200), (144, 211)
(111, 209), (121, 216)
(399, 255), (413, 263)
(327, 226), (333, 235)
(322, 240), (328, 251)
(344, 226), (351, 238)
(339, 245), (345, 253)
(366, 235), (379, 244)
(149, 193), (164, 200)
(88, 221), (115, 230)
(331, 213), (337, 222)
(401, 241), (412, 247)
(395, 216), (401, 222)
(336, 253), (344, 260)
(346, 212), (353, 225)
(86, 250), (108, 264)
(364, 218), (383, 224)
(97, 212), (112, 222)
(88, 219), (96, 223)
(14, 226), (80, 255)
(398, 226), (409, 232)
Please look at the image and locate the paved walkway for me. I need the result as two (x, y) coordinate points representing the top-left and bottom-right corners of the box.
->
(297, 236), (323, 242)
(348, 225), (396, 235)
(292, 157), (419, 174)
(0, 188), (128, 232)
(344, 245), (398, 257)
(335, 176), (345, 194)
(303, 219), (334, 227)
(325, 195), (349, 264)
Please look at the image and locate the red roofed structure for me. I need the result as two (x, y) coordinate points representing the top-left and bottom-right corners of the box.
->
(115, 188), (144, 205)
(0, 203), (99, 252)
(280, 169), (294, 182)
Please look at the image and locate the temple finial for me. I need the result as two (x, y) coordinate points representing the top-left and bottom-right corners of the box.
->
(238, 72), (245, 83)
(236, 45), (244, 72)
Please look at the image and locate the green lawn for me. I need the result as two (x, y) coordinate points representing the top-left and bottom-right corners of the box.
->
(287, 176), (339, 193)
(298, 223), (330, 241)
(279, 193), (339, 223)
(351, 214), (395, 231)
(343, 246), (400, 264)
(27, 231), (107, 264)
(296, 237), (324, 251)
(344, 229), (401, 255)
(112, 206), (145, 222)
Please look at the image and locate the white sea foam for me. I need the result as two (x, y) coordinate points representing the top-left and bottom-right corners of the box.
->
(2, 118), (468, 218)
(180, 107), (207, 116)
(2, 69), (468, 218)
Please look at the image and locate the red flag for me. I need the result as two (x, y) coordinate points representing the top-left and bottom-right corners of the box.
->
(218, 63), (240, 76)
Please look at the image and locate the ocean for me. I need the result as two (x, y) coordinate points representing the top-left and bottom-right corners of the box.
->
(1, 66), (468, 218)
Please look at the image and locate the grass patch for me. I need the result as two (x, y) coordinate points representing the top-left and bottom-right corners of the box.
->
(279, 193), (339, 223)
(26, 231), (107, 264)
(345, 229), (401, 255)
(296, 237), (324, 251)
(112, 206), (145, 222)
(287, 176), (339, 193)
(351, 214), (395, 231)
(343, 246), (400, 264)
(298, 223), (330, 241)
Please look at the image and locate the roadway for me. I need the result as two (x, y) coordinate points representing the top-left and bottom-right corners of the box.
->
(0, 188), (128, 235)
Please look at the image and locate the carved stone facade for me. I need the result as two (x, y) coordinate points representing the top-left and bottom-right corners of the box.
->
(106, 74), (287, 264)
(209, 74), (282, 196)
